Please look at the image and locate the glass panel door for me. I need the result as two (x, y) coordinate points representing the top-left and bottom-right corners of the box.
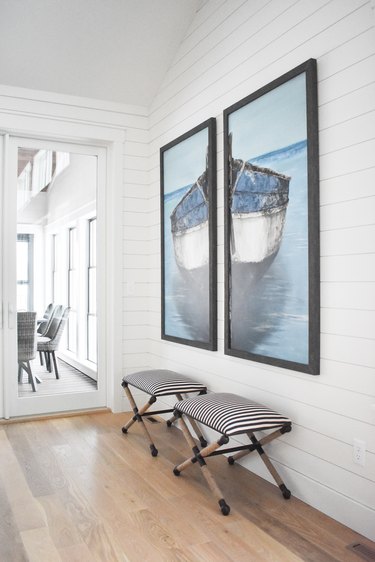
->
(4, 136), (107, 417)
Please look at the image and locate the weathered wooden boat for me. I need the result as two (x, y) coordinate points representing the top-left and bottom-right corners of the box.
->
(170, 144), (290, 273)
(170, 169), (209, 270)
(230, 158), (290, 264)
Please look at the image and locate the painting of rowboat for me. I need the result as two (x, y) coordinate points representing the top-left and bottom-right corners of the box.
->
(224, 59), (320, 375)
(160, 118), (217, 350)
(170, 167), (209, 271)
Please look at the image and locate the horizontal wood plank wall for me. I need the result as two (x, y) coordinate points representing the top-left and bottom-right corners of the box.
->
(147, 0), (375, 541)
(121, 112), (153, 390)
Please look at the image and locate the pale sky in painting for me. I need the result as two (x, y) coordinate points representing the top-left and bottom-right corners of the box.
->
(163, 127), (208, 194)
(229, 73), (307, 160)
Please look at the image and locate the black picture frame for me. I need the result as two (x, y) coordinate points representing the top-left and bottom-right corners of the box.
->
(161, 118), (217, 350)
(224, 59), (320, 374)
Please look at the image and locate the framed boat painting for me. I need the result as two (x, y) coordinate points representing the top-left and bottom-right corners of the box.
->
(160, 118), (217, 350)
(224, 59), (320, 375)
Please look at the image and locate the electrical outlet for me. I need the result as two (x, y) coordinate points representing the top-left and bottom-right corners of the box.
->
(353, 439), (366, 466)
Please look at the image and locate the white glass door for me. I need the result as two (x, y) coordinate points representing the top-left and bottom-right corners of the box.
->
(3, 136), (107, 417)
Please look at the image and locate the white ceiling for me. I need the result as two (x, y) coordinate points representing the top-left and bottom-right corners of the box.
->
(0, 0), (202, 107)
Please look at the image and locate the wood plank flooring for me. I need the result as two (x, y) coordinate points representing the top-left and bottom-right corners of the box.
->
(0, 411), (373, 561)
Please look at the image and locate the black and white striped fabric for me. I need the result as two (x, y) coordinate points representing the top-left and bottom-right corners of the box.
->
(175, 392), (291, 436)
(123, 369), (206, 397)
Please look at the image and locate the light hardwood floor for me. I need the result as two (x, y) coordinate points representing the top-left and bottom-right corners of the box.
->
(0, 411), (373, 562)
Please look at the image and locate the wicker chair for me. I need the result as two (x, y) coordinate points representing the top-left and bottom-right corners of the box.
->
(37, 306), (70, 379)
(37, 303), (55, 336)
(18, 311), (39, 392)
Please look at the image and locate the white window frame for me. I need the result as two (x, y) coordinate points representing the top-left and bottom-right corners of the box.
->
(87, 217), (97, 364)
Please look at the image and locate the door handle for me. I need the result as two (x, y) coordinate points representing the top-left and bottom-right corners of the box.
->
(8, 302), (15, 329)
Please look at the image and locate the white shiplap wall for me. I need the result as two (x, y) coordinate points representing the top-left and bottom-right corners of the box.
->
(146, 0), (375, 541)
(122, 118), (152, 380)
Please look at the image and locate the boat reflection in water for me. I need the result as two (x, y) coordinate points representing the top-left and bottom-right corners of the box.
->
(168, 167), (210, 342)
(228, 156), (291, 353)
(168, 149), (290, 341)
(227, 139), (309, 361)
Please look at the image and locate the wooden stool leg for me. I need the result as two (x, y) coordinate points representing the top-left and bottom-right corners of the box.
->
(173, 414), (202, 471)
(228, 428), (286, 462)
(249, 432), (291, 499)
(199, 463), (230, 515)
(121, 385), (138, 432)
(173, 414), (230, 515)
(166, 393), (180, 427)
(172, 393), (207, 447)
(227, 429), (291, 499)
(259, 451), (290, 496)
(121, 384), (158, 456)
(188, 418), (208, 447)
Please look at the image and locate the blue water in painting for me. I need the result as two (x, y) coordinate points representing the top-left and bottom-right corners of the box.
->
(230, 139), (309, 364)
(164, 184), (209, 341)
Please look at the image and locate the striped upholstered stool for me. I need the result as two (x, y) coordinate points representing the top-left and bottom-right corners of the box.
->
(121, 369), (207, 456)
(173, 392), (292, 515)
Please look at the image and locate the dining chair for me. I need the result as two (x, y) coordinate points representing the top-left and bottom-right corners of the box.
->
(37, 306), (70, 379)
(38, 304), (63, 366)
(37, 303), (55, 336)
(18, 311), (39, 392)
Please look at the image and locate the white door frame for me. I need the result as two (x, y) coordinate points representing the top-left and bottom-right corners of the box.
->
(0, 115), (124, 419)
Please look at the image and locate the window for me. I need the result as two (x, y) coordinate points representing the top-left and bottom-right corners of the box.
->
(87, 218), (97, 363)
(17, 234), (34, 310)
(67, 227), (77, 353)
(17, 162), (32, 209)
(51, 234), (61, 303)
(48, 217), (97, 368)
(32, 150), (53, 193)
(55, 152), (70, 175)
